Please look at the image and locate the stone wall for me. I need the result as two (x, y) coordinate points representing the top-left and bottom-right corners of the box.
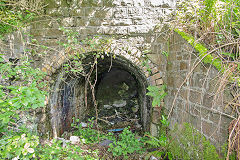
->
(151, 32), (235, 149)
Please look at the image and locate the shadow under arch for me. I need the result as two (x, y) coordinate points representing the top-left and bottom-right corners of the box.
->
(49, 54), (151, 137)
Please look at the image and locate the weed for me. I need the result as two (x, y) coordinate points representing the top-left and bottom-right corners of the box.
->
(108, 127), (145, 159)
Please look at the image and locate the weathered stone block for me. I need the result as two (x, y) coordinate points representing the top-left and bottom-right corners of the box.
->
(202, 120), (215, 137)
(95, 8), (113, 19)
(78, 26), (97, 35)
(88, 18), (101, 26)
(180, 61), (188, 70)
(115, 26), (129, 34)
(128, 7), (143, 16)
(156, 79), (163, 86)
(102, 0), (116, 7)
(148, 54), (161, 64)
(189, 90), (202, 104)
(167, 75), (174, 87)
(152, 72), (161, 80)
(85, 7), (97, 16)
(174, 74), (184, 88)
(175, 98), (185, 111)
(128, 25), (149, 34)
(168, 51), (176, 61)
(192, 73), (207, 88)
(220, 115), (234, 129)
(166, 62), (173, 71)
(45, 8), (62, 16)
(190, 104), (200, 117)
(150, 123), (159, 137)
(207, 79), (218, 94)
(41, 38), (59, 47)
(209, 112), (221, 124)
(111, 19), (133, 26)
(183, 55), (191, 62)
(46, 29), (63, 37)
(75, 17), (87, 26)
(200, 107), (210, 119)
(81, 0), (101, 7)
(189, 114), (201, 131)
(223, 89), (234, 104)
(30, 29), (45, 37)
(179, 89), (188, 100)
(176, 55), (182, 60)
(58, 7), (71, 16)
(45, 0), (61, 8)
(203, 94), (213, 108)
(113, 7), (128, 18)
(152, 110), (161, 124)
(70, 8), (85, 16)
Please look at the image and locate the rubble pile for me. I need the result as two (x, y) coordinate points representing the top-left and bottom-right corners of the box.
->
(93, 68), (142, 132)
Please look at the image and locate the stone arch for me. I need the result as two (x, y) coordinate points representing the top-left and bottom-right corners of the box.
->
(47, 50), (163, 137)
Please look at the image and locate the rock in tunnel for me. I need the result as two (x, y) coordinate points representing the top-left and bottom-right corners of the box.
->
(49, 55), (151, 137)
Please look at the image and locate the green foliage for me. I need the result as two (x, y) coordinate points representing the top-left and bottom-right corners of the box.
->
(141, 57), (152, 74)
(0, 1), (36, 38)
(0, 55), (47, 159)
(108, 127), (144, 159)
(0, 56), (47, 134)
(221, 143), (237, 160)
(58, 27), (113, 76)
(161, 51), (169, 58)
(147, 85), (167, 107)
(169, 123), (220, 160)
(36, 139), (98, 160)
(145, 119), (226, 160)
(145, 133), (171, 159)
(72, 119), (145, 159)
(0, 133), (39, 159)
(71, 118), (115, 144)
(221, 0), (240, 38)
(175, 29), (224, 70)
(145, 115), (172, 159)
(175, 0), (240, 57)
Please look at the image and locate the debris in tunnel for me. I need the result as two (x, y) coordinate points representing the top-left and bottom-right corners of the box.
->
(88, 67), (143, 133)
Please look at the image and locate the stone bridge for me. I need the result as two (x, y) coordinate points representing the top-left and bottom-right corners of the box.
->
(1, 0), (234, 149)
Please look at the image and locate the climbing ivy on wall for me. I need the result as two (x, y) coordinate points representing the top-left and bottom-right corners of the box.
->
(175, 29), (223, 70)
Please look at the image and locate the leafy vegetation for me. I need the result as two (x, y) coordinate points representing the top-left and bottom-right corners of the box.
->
(0, 1), (39, 39)
(145, 115), (172, 159)
(145, 116), (236, 160)
(147, 85), (167, 107)
(169, 123), (220, 160)
(72, 118), (146, 159)
(71, 117), (115, 144)
(0, 54), (47, 159)
(36, 139), (98, 160)
(108, 127), (145, 159)
(0, 133), (39, 159)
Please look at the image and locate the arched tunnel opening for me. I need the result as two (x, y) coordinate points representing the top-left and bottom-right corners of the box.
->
(49, 55), (151, 137)
(94, 67), (140, 131)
